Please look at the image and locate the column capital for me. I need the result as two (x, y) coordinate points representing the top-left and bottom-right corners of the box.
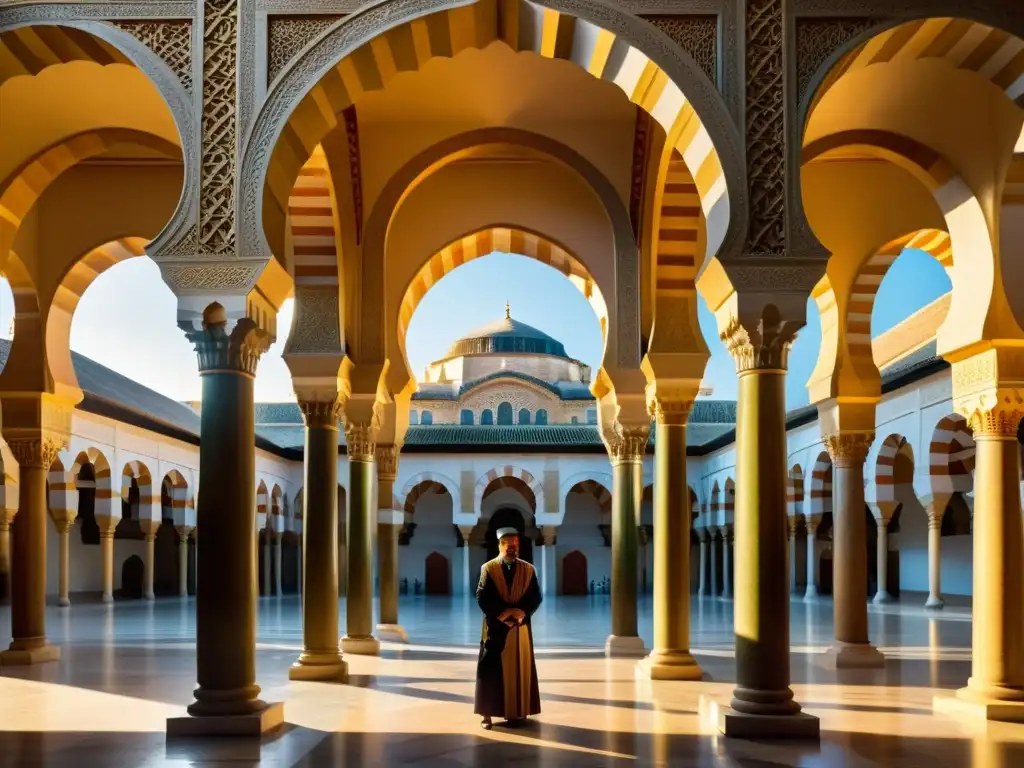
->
(140, 519), (161, 538)
(719, 304), (803, 373)
(7, 436), (64, 470)
(375, 445), (399, 481)
(806, 514), (821, 534)
(950, 349), (1024, 437)
(175, 525), (193, 540)
(181, 305), (271, 377)
(961, 396), (1024, 438)
(648, 395), (695, 426)
(787, 516), (801, 537)
(458, 525), (474, 544)
(602, 423), (650, 464)
(823, 431), (874, 468)
(345, 421), (379, 462)
(299, 398), (343, 429)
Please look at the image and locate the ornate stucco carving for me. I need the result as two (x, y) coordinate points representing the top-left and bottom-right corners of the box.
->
(640, 14), (718, 88)
(200, 0), (238, 255)
(7, 437), (64, 470)
(629, 107), (652, 245)
(650, 396), (695, 427)
(602, 423), (650, 464)
(950, 350), (1024, 437)
(720, 304), (801, 372)
(823, 431), (874, 468)
(795, 17), (877, 111)
(299, 398), (343, 429)
(113, 20), (194, 93)
(160, 262), (266, 292)
(342, 105), (364, 244)
(287, 286), (342, 353)
(345, 422), (378, 462)
(744, 0), (785, 257)
(375, 445), (399, 481)
(184, 317), (271, 375)
(267, 14), (344, 83)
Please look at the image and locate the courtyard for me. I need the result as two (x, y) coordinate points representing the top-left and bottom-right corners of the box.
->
(0, 594), (1019, 767)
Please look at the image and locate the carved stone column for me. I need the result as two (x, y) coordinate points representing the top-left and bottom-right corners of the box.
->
(459, 526), (474, 597)
(804, 515), (820, 600)
(176, 526), (192, 597)
(708, 528), (719, 597)
(342, 421), (381, 656)
(823, 432), (883, 668)
(53, 519), (75, 608)
(273, 532), (283, 598)
(722, 525), (733, 599)
(141, 519), (159, 601)
(167, 312), (282, 735)
(1, 436), (63, 665)
(99, 525), (116, 603)
(375, 445), (407, 643)
(289, 398), (346, 681)
(935, 392), (1024, 723)
(925, 499), (945, 610)
(603, 424), (648, 658)
(537, 525), (558, 597)
(697, 530), (708, 597)
(641, 397), (701, 680)
(874, 514), (893, 604)
(262, 531), (272, 597)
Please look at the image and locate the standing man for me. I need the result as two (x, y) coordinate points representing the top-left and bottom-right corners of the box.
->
(474, 527), (542, 730)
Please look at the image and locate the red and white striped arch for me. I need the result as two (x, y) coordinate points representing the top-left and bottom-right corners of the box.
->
(929, 414), (975, 496)
(809, 451), (833, 517)
(475, 465), (544, 516)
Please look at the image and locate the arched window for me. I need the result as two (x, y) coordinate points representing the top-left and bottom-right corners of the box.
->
(460, 409), (474, 425)
(421, 410), (433, 425)
(571, 416), (579, 425)
(536, 409), (548, 425)
(409, 410), (419, 425)
(518, 409), (531, 425)
(586, 408), (598, 425)
(497, 402), (513, 425)
(481, 409), (494, 425)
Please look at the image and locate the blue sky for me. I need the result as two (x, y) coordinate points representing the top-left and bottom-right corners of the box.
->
(0, 248), (950, 408)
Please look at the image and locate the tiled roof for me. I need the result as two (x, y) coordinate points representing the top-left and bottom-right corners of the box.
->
(254, 402), (303, 424)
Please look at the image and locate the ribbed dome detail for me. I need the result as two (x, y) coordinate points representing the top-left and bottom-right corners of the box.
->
(444, 315), (568, 360)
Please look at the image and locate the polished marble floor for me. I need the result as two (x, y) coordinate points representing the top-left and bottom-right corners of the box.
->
(0, 593), (1022, 767)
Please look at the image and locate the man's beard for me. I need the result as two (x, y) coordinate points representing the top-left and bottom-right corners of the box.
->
(502, 551), (518, 562)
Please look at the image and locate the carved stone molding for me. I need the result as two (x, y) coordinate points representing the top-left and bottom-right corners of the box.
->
(287, 286), (342, 353)
(720, 305), (800, 373)
(603, 424), (650, 464)
(7, 437), (63, 470)
(200, 0), (237, 255)
(299, 398), (343, 429)
(628, 107), (653, 245)
(650, 397), (695, 427)
(267, 14), (344, 83)
(959, 395), (1024, 439)
(184, 317), (271, 376)
(375, 445), (398, 481)
(113, 20), (194, 93)
(342, 105), (364, 244)
(795, 16), (877, 110)
(823, 431), (874, 468)
(345, 422), (378, 462)
(640, 14), (718, 88)
(160, 261), (267, 292)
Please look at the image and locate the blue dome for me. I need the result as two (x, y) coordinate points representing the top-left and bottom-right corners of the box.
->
(445, 312), (568, 359)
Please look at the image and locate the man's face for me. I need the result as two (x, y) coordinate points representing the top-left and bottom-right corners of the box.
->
(499, 535), (520, 560)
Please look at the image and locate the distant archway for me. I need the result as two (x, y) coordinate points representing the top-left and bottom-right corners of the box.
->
(425, 552), (451, 595)
(119, 554), (144, 599)
(562, 550), (588, 595)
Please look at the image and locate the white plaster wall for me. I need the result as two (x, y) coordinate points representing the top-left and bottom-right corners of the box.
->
(557, 492), (611, 593)
(400, 490), (457, 593)
(45, 523), (147, 597)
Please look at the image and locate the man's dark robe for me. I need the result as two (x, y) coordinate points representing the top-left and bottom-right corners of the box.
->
(474, 556), (542, 720)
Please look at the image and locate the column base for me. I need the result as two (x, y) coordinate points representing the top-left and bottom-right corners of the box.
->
(0, 641), (60, 666)
(820, 642), (886, 670)
(289, 653), (348, 682)
(375, 624), (408, 643)
(934, 689), (1024, 724)
(925, 596), (945, 610)
(638, 650), (703, 680)
(167, 702), (284, 738)
(145, 592), (155, 601)
(873, 591), (894, 605)
(605, 635), (647, 658)
(700, 696), (819, 740)
(58, 597), (71, 608)
(341, 635), (381, 656)
(102, 593), (114, 604)
(803, 588), (819, 601)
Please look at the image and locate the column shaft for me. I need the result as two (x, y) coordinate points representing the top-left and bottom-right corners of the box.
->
(832, 463), (869, 644)
(57, 524), (71, 607)
(610, 457), (640, 638)
(788, 526), (798, 594)
(100, 530), (115, 603)
(709, 533), (719, 597)
(643, 414), (700, 678)
(343, 449), (379, 655)
(273, 535), (283, 597)
(263, 538), (272, 596)
(730, 368), (800, 716)
(805, 524), (818, 599)
(189, 370), (265, 716)
(291, 413), (345, 679)
(874, 521), (891, 603)
(926, 510), (944, 609)
(698, 539), (707, 596)
(144, 534), (156, 600)
(378, 523), (399, 625)
(0, 520), (10, 603)
(722, 532), (733, 598)
(178, 532), (189, 597)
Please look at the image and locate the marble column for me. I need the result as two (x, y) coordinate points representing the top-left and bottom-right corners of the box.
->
(697, 532), (707, 597)
(708, 529), (719, 598)
(1, 438), (62, 665)
(99, 526), (116, 603)
(717, 325), (817, 738)
(0, 513), (11, 603)
(939, 407), (1024, 722)
(641, 398), (701, 679)
(176, 526), (191, 597)
(342, 422), (380, 656)
(459, 526), (473, 596)
(722, 526), (733, 599)
(289, 399), (346, 681)
(141, 519), (158, 601)
(874, 516), (893, 604)
(604, 425), (647, 657)
(804, 516), (819, 600)
(375, 445), (407, 643)
(823, 433), (884, 668)
(273, 532), (283, 597)
(925, 501), (945, 609)
(54, 519), (74, 607)
(168, 313), (281, 734)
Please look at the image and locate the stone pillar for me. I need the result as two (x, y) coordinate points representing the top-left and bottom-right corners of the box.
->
(538, 526), (557, 597)
(641, 397), (701, 680)
(708, 529), (719, 597)
(823, 433), (884, 668)
(925, 501), (945, 609)
(54, 519), (74, 608)
(262, 533), (272, 597)
(289, 399), (346, 681)
(804, 516), (820, 600)
(375, 445), (407, 643)
(1, 437), (63, 665)
(788, 518), (799, 594)
(603, 424), (648, 657)
(168, 310), (282, 734)
(722, 526), (733, 599)
(459, 526), (473, 597)
(714, 314), (817, 738)
(99, 526), (116, 603)
(141, 519), (159, 601)
(697, 531), (707, 597)
(177, 526), (192, 597)
(342, 421), (381, 656)
(273, 532), (283, 597)
(874, 516), (893, 604)
(937, 403), (1024, 722)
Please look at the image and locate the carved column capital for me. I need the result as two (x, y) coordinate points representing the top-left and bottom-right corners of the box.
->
(823, 431), (874, 468)
(788, 517), (800, 537)
(962, 397), (1024, 438)
(345, 422), (379, 463)
(720, 307), (801, 373)
(375, 445), (399, 481)
(7, 436), (64, 469)
(299, 398), (343, 430)
(602, 423), (650, 465)
(649, 396), (695, 426)
(951, 350), (1024, 438)
(183, 315), (271, 376)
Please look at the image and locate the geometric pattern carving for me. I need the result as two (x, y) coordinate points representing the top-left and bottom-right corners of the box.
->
(200, 0), (238, 255)
(629, 107), (653, 245)
(641, 14), (718, 88)
(795, 17), (877, 109)
(287, 286), (342, 354)
(744, 0), (785, 256)
(268, 15), (345, 83)
(114, 20), (194, 93)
